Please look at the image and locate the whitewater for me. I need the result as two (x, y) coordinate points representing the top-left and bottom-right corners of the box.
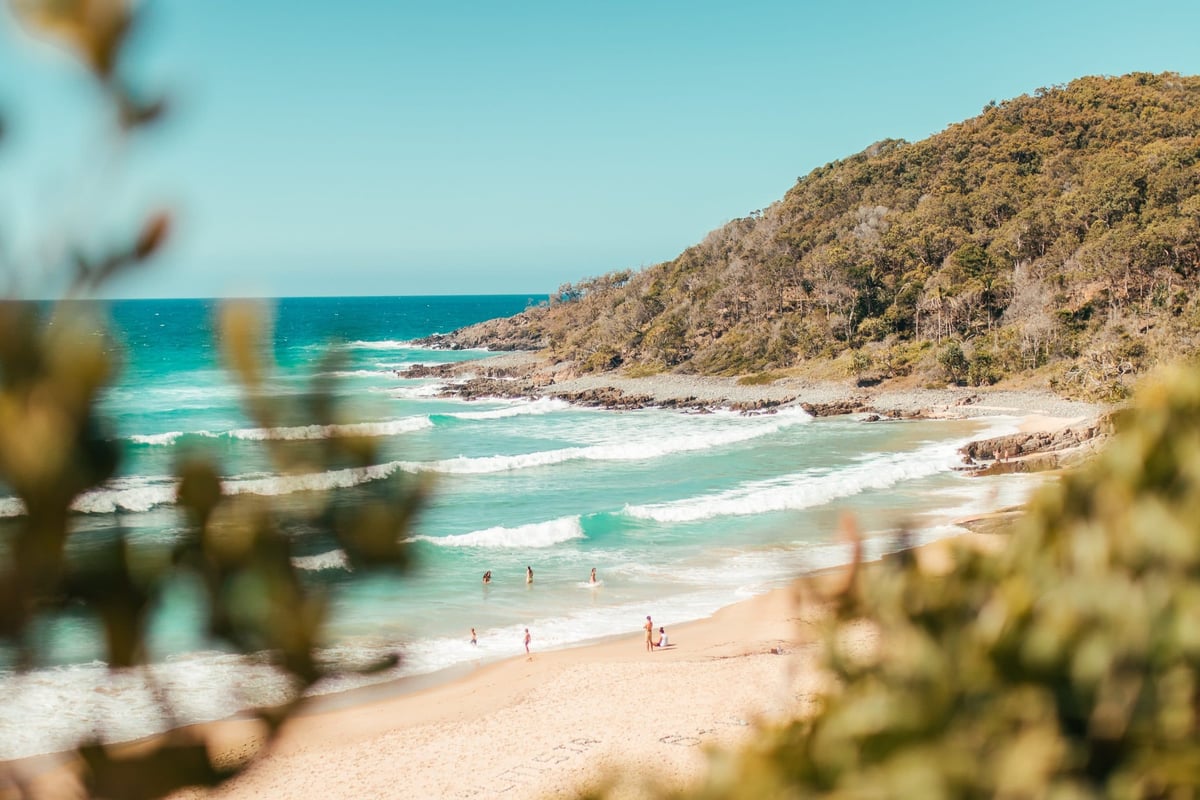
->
(0, 296), (1047, 760)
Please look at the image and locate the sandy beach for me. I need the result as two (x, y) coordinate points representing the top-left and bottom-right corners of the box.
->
(156, 534), (1013, 800)
(2, 368), (1109, 800)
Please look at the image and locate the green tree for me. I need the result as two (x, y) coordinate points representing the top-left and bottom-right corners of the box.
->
(937, 340), (968, 385)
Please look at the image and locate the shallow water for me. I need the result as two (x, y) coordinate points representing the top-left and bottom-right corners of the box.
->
(0, 296), (1045, 759)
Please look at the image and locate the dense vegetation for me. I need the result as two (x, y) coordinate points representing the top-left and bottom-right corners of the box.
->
(452, 73), (1200, 401)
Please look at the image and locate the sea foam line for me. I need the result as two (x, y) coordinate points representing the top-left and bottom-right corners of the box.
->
(411, 515), (584, 548)
(441, 397), (570, 421)
(130, 416), (434, 446)
(3, 405), (811, 517)
(624, 438), (968, 523)
(128, 398), (572, 447)
(292, 549), (351, 572)
(417, 410), (809, 474)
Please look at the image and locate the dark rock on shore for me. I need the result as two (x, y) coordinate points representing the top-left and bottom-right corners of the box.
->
(958, 414), (1115, 475)
(403, 363), (457, 379)
(799, 399), (869, 417)
(444, 377), (538, 401)
(960, 417), (1113, 463)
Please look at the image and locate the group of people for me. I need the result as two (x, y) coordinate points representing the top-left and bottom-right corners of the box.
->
(470, 568), (671, 656)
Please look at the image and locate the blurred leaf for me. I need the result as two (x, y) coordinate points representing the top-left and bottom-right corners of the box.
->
(10, 0), (131, 78)
(80, 735), (236, 800)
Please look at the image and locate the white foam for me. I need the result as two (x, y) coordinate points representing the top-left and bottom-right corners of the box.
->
(625, 438), (968, 523)
(417, 411), (809, 475)
(71, 477), (179, 514)
(224, 461), (404, 496)
(0, 653), (297, 760)
(412, 515), (584, 548)
(343, 339), (416, 351)
(318, 369), (405, 379)
(446, 397), (569, 421)
(914, 473), (1046, 523)
(130, 431), (187, 446)
(388, 384), (445, 399)
(292, 549), (351, 572)
(226, 416), (433, 441)
(129, 416), (433, 447)
(0, 497), (24, 518)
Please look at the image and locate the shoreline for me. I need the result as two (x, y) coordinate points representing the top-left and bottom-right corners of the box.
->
(166, 529), (1008, 800)
(2, 373), (1108, 798)
(414, 349), (1107, 422)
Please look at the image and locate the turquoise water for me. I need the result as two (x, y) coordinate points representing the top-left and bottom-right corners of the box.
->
(0, 296), (1043, 758)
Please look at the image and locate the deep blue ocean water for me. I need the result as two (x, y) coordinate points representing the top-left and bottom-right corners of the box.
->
(0, 295), (1043, 758)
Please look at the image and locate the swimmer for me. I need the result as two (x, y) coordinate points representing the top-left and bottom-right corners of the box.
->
(482, 570), (491, 584)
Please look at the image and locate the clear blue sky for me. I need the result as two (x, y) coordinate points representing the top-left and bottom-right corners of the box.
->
(1, 0), (1198, 298)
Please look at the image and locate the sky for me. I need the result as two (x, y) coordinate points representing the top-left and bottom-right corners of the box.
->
(1, 0), (1199, 299)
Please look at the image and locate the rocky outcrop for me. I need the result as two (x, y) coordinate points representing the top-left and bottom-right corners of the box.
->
(417, 312), (548, 351)
(800, 399), (869, 417)
(958, 414), (1115, 475)
(960, 417), (1113, 462)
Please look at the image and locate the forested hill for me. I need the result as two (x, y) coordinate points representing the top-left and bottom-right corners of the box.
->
(437, 73), (1200, 401)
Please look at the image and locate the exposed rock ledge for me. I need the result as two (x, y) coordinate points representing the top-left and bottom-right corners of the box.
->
(957, 415), (1116, 476)
(402, 351), (1114, 470)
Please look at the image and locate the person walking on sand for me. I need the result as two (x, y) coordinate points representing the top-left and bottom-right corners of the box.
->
(526, 565), (534, 584)
(644, 615), (654, 652)
(589, 567), (597, 584)
(524, 628), (531, 656)
(470, 627), (477, 645)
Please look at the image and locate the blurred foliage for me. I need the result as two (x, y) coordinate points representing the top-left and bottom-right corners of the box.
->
(616, 365), (1200, 798)
(0, 3), (423, 797)
(449, 73), (1200, 393)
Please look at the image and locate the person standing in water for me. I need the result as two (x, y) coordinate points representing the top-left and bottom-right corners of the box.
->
(644, 615), (654, 652)
(524, 628), (532, 657)
(470, 628), (477, 645)
(482, 570), (492, 584)
(589, 567), (597, 584)
(526, 566), (534, 584)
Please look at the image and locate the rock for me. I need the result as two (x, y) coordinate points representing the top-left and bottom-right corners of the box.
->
(800, 399), (869, 417)
(958, 413), (1116, 474)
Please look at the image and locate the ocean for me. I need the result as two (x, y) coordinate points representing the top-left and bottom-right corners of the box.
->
(0, 295), (1042, 759)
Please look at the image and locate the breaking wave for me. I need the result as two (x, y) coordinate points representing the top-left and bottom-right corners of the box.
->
(624, 439), (968, 523)
(292, 549), (351, 572)
(412, 516), (584, 548)
(417, 410), (809, 474)
(130, 416), (433, 446)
